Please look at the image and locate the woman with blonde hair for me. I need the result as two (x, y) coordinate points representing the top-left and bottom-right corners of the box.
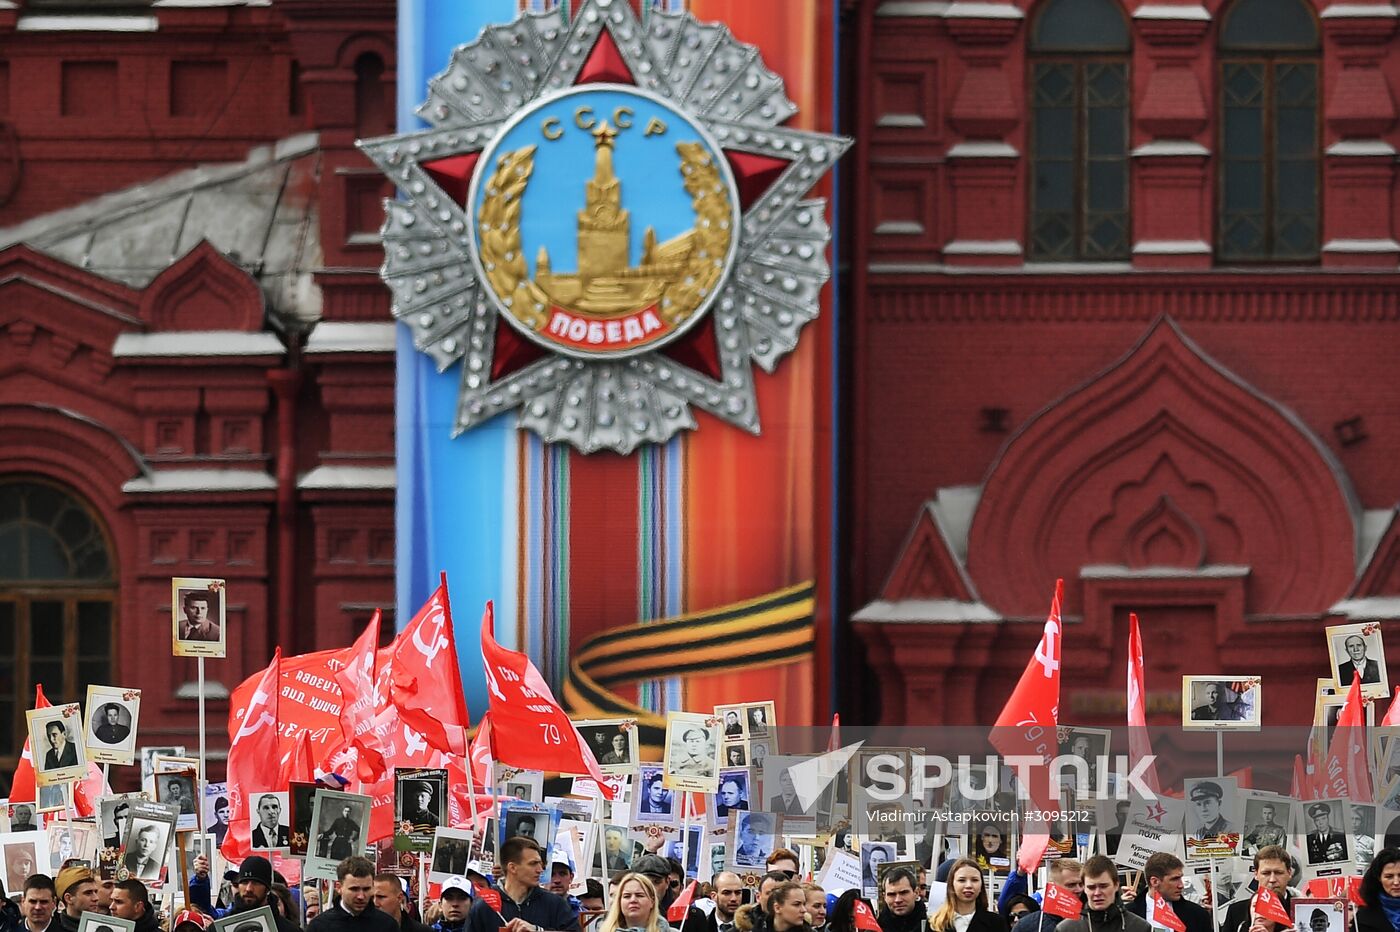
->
(599, 872), (673, 932)
(928, 858), (1006, 932)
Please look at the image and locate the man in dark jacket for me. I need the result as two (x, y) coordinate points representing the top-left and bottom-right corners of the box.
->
(54, 867), (99, 932)
(110, 879), (160, 932)
(878, 868), (927, 932)
(1219, 847), (1293, 932)
(465, 839), (578, 932)
(1054, 856), (1149, 932)
(308, 857), (397, 932)
(1008, 859), (1084, 932)
(1127, 854), (1209, 932)
(191, 855), (300, 932)
(433, 876), (473, 932)
(374, 873), (432, 932)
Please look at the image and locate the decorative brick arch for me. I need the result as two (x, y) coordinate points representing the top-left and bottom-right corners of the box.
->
(138, 240), (265, 332)
(966, 317), (1358, 617)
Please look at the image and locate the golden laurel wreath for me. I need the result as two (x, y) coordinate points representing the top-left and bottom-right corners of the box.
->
(477, 142), (733, 331)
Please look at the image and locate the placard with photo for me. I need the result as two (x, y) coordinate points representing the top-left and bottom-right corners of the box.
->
(1350, 802), (1377, 872)
(499, 768), (544, 805)
(1181, 676), (1261, 731)
(1300, 798), (1350, 877)
(212, 905), (277, 932)
(497, 800), (561, 860)
(84, 686), (140, 766)
(179, 832), (218, 904)
(204, 783), (231, 848)
(721, 742), (750, 768)
(1057, 726), (1112, 794)
(28, 703), (87, 786)
(37, 784), (66, 814)
(1183, 776), (1240, 859)
(1238, 791), (1293, 858)
(77, 911), (136, 932)
(711, 768), (752, 827)
(0, 831), (44, 895)
(287, 782), (317, 857)
(247, 791), (291, 853)
(428, 827), (473, 882)
(139, 746), (184, 795)
(968, 823), (1012, 875)
(1291, 897), (1348, 932)
(1327, 622), (1388, 699)
(742, 702), (775, 742)
(663, 711), (722, 793)
(118, 800), (178, 885)
(5, 804), (37, 833)
(305, 789), (372, 881)
(578, 719), (639, 775)
(98, 794), (147, 878)
(632, 765), (678, 826)
(171, 577), (227, 658)
(153, 769), (198, 830)
(716, 705), (749, 741)
(394, 768), (446, 852)
(47, 820), (99, 872)
(727, 810), (782, 874)
(661, 824), (704, 880)
(596, 823), (639, 876)
(858, 840), (897, 899)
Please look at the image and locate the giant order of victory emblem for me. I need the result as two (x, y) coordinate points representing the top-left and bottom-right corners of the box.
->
(359, 0), (850, 452)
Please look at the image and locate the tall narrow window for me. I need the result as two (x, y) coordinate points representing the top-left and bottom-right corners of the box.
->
(0, 480), (115, 794)
(1218, 0), (1319, 262)
(1028, 0), (1131, 261)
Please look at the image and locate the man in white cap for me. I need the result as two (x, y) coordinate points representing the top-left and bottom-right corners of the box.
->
(434, 876), (473, 932)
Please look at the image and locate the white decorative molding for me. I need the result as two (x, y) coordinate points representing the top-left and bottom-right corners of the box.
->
(943, 239), (1022, 256)
(113, 331), (285, 358)
(1132, 239), (1212, 255)
(876, 1), (951, 17)
(298, 465), (396, 491)
(1080, 564), (1250, 579)
(1330, 596), (1400, 619)
(876, 114), (928, 129)
(17, 14), (158, 31)
(1133, 4), (1211, 20)
(1327, 139), (1398, 157)
(1132, 140), (1210, 157)
(1322, 238), (1400, 253)
(123, 469), (277, 493)
(874, 221), (927, 235)
(852, 598), (1001, 624)
(946, 141), (1019, 159)
(1320, 3), (1398, 18)
(305, 321), (396, 355)
(945, 1), (1024, 18)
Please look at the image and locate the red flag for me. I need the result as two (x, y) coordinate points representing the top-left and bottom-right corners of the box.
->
(667, 880), (698, 923)
(1127, 613), (1162, 795)
(391, 577), (470, 758)
(1043, 883), (1083, 920)
(826, 713), (841, 754)
(852, 900), (882, 932)
(1304, 876), (1363, 907)
(1147, 891), (1186, 932)
(221, 649), (282, 861)
(7, 687), (107, 816)
(1317, 671), (1372, 802)
(469, 710), (495, 788)
(1252, 888), (1292, 927)
(278, 728), (316, 787)
(480, 601), (614, 797)
(1382, 687), (1400, 727)
(333, 611), (389, 782)
(991, 579), (1063, 871)
(477, 887), (503, 914)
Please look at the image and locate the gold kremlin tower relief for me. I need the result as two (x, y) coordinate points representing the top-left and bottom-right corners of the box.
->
(477, 115), (734, 351)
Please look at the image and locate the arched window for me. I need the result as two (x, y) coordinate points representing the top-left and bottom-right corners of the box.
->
(354, 52), (392, 139)
(0, 480), (115, 790)
(1218, 0), (1320, 261)
(1028, 0), (1131, 261)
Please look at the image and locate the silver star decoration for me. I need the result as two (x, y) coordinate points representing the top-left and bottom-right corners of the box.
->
(358, 0), (851, 454)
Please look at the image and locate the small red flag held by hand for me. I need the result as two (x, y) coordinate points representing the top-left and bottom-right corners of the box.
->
(1043, 883), (1083, 920)
(1147, 891), (1186, 932)
(476, 887), (502, 914)
(1252, 888), (1292, 927)
(852, 900), (882, 932)
(667, 881), (698, 923)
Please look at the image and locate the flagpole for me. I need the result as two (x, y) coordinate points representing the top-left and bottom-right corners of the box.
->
(1209, 732), (1223, 932)
(198, 656), (208, 809)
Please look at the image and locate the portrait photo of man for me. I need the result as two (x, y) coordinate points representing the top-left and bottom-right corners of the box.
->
(1329, 624), (1389, 698)
(602, 826), (632, 872)
(177, 589), (220, 641)
(1305, 801), (1349, 865)
(159, 774), (196, 816)
(250, 793), (290, 849)
(171, 578), (226, 658)
(10, 804), (37, 832)
(669, 725), (717, 779)
(723, 710), (743, 738)
(122, 822), (166, 880)
(398, 777), (441, 831)
(733, 812), (775, 868)
(315, 802), (363, 860)
(43, 720), (79, 770)
(599, 732), (630, 766)
(1241, 798), (1289, 855)
(1191, 682), (1241, 721)
(714, 772), (749, 819)
(1187, 780), (1233, 839)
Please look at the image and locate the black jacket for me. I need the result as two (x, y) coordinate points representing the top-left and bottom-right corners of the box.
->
(465, 887), (580, 932)
(0, 897), (20, 932)
(1127, 893), (1210, 932)
(309, 904), (400, 932)
(55, 913), (81, 932)
(400, 914), (434, 932)
(1053, 904), (1148, 932)
(1355, 905), (1394, 932)
(878, 900), (930, 932)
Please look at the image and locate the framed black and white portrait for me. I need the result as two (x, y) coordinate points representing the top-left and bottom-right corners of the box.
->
(1327, 623), (1388, 700)
(632, 765), (677, 826)
(171, 577), (227, 659)
(305, 789), (371, 881)
(1181, 676), (1261, 731)
(663, 712), (720, 793)
(78, 911), (136, 932)
(1183, 776), (1240, 858)
(497, 800), (559, 857)
(428, 827), (473, 882)
(1301, 799), (1350, 874)
(84, 686), (140, 766)
(711, 768), (751, 824)
(288, 782), (317, 857)
(394, 767), (446, 852)
(1291, 898), (1348, 932)
(858, 841), (896, 898)
(729, 811), (779, 873)
(247, 791), (290, 853)
(1057, 726), (1111, 793)
(28, 704), (86, 786)
(154, 769), (198, 830)
(213, 905), (277, 932)
(119, 802), (177, 884)
(1239, 792), (1293, 858)
(578, 719), (639, 775)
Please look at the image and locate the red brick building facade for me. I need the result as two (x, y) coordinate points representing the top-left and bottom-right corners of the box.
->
(846, 0), (1400, 728)
(0, 0), (395, 790)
